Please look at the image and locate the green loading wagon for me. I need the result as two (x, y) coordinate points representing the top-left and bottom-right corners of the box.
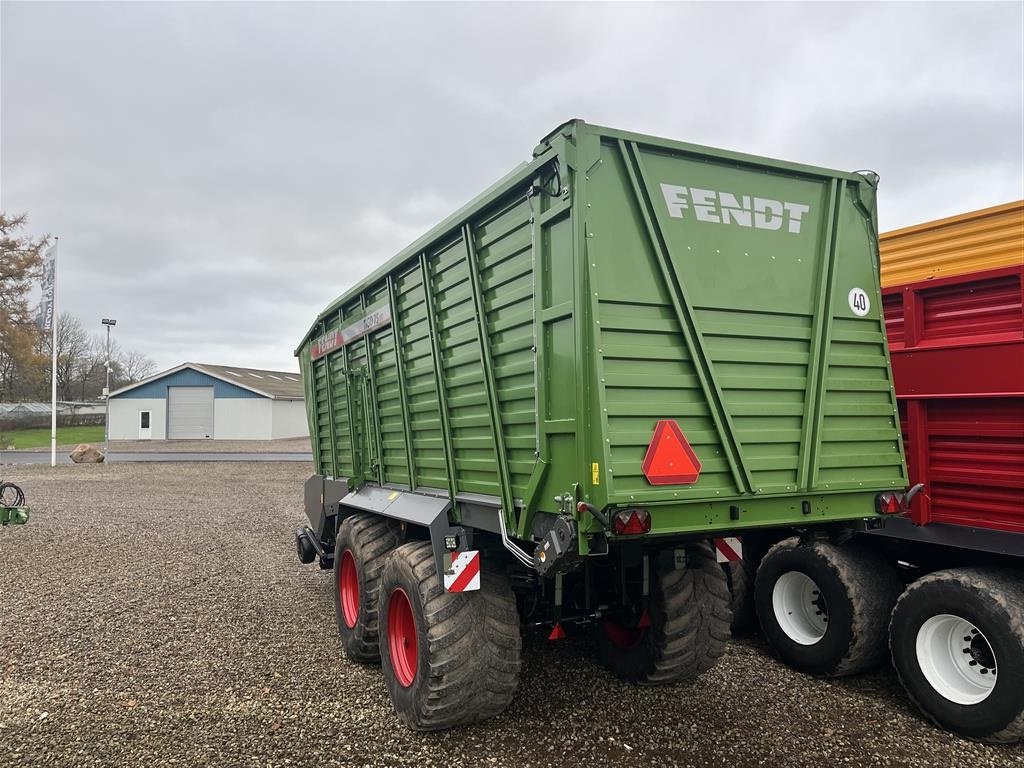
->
(294, 120), (914, 730)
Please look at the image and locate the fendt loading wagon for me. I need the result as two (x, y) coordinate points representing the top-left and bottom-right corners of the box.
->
(729, 202), (1024, 745)
(295, 120), (914, 730)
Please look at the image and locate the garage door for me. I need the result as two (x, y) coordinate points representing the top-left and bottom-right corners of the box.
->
(167, 386), (214, 439)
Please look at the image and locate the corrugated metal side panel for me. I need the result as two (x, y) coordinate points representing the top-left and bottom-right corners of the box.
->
(473, 195), (537, 499)
(323, 311), (353, 480)
(397, 193), (538, 500)
(299, 353), (318, 467)
(886, 266), (1024, 533)
(900, 398), (1024, 533)
(315, 187), (538, 501)
(312, 356), (334, 474)
(317, 308), (356, 480)
(330, 349), (354, 478)
(371, 324), (410, 487)
(920, 271), (1022, 344)
(344, 306), (374, 479)
(885, 266), (1024, 397)
(589, 135), (905, 504)
(588, 142), (733, 504)
(815, 193), (907, 490)
(427, 235), (500, 497)
(879, 200), (1024, 287)
(395, 263), (448, 491)
(882, 293), (904, 347)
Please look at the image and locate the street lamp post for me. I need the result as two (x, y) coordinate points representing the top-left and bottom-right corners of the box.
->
(102, 318), (116, 458)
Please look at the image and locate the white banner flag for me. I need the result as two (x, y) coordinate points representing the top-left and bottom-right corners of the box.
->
(37, 243), (57, 332)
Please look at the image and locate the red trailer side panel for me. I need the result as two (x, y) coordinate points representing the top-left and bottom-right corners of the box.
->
(884, 265), (1024, 533)
(899, 398), (1023, 532)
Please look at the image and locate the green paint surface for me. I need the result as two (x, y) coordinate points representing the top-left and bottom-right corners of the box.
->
(298, 121), (906, 541)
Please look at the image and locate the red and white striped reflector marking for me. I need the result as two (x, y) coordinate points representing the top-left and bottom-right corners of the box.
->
(714, 537), (743, 564)
(444, 550), (481, 593)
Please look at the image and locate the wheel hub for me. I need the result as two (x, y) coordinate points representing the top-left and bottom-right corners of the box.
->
(967, 632), (996, 670)
(772, 571), (828, 646)
(916, 614), (997, 705)
(387, 587), (418, 688)
(339, 549), (360, 629)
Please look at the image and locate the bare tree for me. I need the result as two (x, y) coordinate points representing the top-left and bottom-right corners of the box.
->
(117, 348), (156, 386)
(49, 314), (92, 400)
(71, 332), (114, 401)
(28, 312), (157, 401)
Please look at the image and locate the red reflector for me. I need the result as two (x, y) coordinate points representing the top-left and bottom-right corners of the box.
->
(642, 420), (701, 485)
(613, 509), (651, 535)
(548, 622), (566, 641)
(876, 492), (903, 514)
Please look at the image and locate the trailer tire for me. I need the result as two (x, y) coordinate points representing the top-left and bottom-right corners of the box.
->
(597, 540), (731, 685)
(333, 513), (403, 663)
(755, 537), (901, 677)
(722, 560), (757, 633)
(378, 541), (521, 730)
(889, 568), (1024, 744)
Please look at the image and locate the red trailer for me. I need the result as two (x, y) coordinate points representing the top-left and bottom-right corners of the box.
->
(728, 203), (1024, 744)
(881, 264), (1023, 544)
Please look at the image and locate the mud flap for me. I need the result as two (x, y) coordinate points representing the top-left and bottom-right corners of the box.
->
(340, 485), (465, 590)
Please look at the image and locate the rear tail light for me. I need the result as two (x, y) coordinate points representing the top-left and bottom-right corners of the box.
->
(613, 508), (651, 535)
(876, 491), (904, 515)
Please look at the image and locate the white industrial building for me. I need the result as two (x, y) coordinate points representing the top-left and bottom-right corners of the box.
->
(107, 362), (308, 440)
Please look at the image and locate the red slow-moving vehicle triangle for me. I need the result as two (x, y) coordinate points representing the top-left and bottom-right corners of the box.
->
(641, 419), (702, 485)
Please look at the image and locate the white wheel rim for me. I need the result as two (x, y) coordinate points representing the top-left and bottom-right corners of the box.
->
(772, 571), (828, 645)
(915, 614), (997, 705)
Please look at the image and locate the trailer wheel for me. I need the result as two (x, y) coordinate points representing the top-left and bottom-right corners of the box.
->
(755, 537), (901, 676)
(378, 541), (521, 730)
(597, 540), (731, 685)
(889, 568), (1024, 744)
(333, 513), (402, 663)
(722, 560), (757, 633)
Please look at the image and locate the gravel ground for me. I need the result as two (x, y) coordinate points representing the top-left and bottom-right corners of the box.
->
(1, 462), (1021, 768)
(106, 438), (312, 454)
(2, 438), (309, 462)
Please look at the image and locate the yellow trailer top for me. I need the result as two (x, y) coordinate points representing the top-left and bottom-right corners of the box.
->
(880, 200), (1024, 287)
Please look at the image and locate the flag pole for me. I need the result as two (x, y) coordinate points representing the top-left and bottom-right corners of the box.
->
(50, 236), (58, 468)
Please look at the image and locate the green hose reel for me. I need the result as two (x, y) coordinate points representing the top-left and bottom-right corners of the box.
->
(0, 481), (29, 525)
(0, 505), (30, 525)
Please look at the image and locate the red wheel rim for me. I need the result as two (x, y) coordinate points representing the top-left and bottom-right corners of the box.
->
(602, 618), (646, 649)
(387, 587), (418, 687)
(339, 550), (359, 629)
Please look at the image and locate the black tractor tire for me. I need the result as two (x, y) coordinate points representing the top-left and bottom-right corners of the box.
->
(333, 513), (403, 663)
(722, 559), (757, 633)
(596, 540), (731, 685)
(378, 541), (521, 730)
(889, 568), (1024, 744)
(755, 537), (901, 677)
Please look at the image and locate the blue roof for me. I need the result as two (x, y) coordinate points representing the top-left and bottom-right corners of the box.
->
(109, 362), (303, 400)
(111, 366), (263, 399)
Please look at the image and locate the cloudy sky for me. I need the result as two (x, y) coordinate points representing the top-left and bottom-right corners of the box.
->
(3, 2), (1022, 373)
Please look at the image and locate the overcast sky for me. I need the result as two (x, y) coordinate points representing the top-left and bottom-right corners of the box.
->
(3, 1), (1022, 373)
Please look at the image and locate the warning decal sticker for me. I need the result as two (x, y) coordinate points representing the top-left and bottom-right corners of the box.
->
(444, 550), (481, 593)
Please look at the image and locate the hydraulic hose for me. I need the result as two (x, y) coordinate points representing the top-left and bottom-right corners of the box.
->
(0, 481), (26, 508)
(498, 509), (535, 568)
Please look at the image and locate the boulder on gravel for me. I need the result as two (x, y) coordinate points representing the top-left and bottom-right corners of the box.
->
(69, 444), (104, 463)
